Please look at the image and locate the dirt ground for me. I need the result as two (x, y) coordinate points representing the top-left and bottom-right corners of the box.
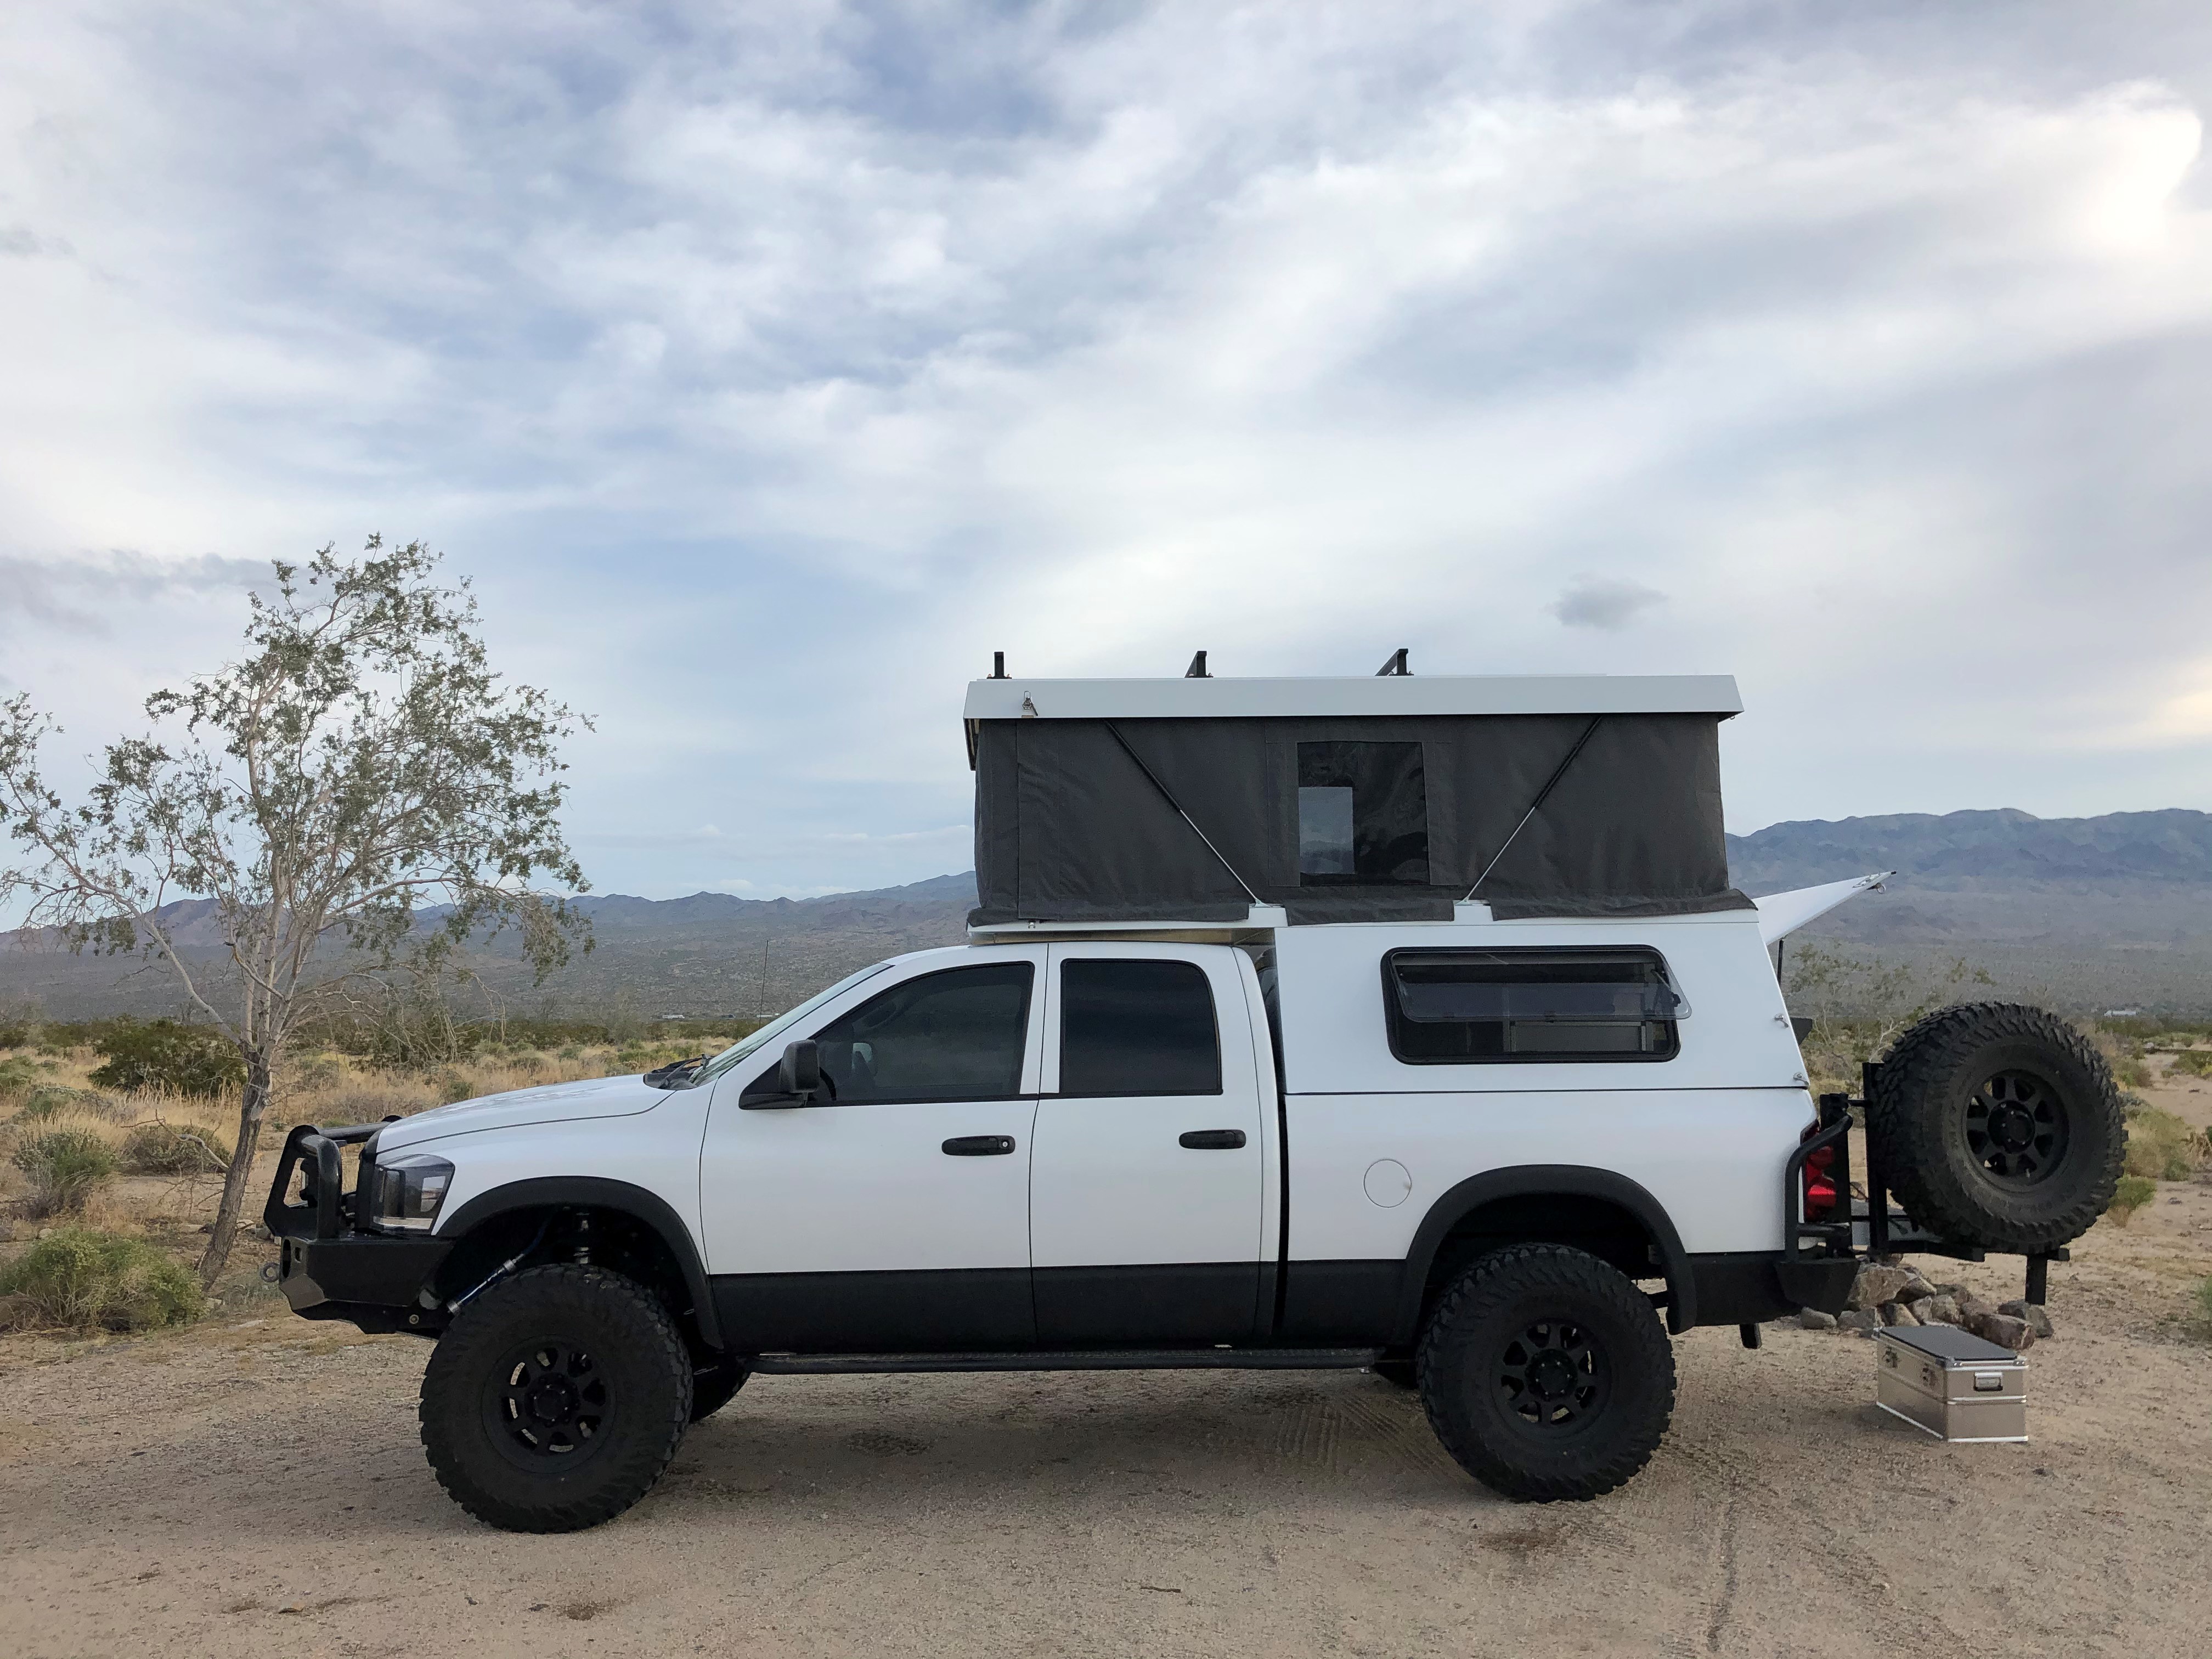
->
(3, 1176), (2209, 1659)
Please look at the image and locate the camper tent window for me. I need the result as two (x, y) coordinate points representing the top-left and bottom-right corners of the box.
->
(1381, 947), (1682, 1064)
(1296, 741), (1430, 885)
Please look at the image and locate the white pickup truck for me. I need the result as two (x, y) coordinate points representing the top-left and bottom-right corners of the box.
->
(268, 669), (2121, 1531)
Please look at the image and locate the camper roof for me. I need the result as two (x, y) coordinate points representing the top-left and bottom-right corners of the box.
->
(963, 674), (1742, 723)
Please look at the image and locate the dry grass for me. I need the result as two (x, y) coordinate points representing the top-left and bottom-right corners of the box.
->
(0, 1032), (732, 1330)
(2124, 1101), (2212, 1181)
(2169, 1049), (2212, 1079)
(2107, 1175), (2159, 1226)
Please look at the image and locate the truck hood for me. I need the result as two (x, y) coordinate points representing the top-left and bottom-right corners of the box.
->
(372, 1074), (668, 1152)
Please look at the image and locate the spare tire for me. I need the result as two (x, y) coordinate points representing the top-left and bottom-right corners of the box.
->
(1868, 1003), (2125, 1253)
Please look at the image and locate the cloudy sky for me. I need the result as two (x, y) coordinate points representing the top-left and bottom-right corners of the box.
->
(3, 2), (2209, 900)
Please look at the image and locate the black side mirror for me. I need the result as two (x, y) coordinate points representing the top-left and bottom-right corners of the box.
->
(777, 1040), (822, 1100)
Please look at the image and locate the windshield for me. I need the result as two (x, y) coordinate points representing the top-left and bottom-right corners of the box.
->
(696, 961), (897, 1082)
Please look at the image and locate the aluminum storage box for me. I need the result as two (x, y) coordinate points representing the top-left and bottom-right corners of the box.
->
(1875, 1324), (2027, 1443)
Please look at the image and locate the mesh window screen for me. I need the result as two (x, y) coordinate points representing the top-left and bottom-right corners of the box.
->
(1296, 742), (1429, 885)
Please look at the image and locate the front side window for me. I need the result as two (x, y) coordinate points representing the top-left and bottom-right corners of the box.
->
(699, 961), (895, 1082)
(747, 962), (1034, 1103)
(1383, 948), (1682, 1064)
(1060, 959), (1222, 1096)
(1297, 741), (1429, 884)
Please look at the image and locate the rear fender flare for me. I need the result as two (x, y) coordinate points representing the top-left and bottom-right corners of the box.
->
(436, 1177), (724, 1350)
(1398, 1165), (1696, 1338)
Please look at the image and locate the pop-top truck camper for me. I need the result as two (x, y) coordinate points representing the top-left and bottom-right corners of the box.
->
(266, 663), (2125, 1531)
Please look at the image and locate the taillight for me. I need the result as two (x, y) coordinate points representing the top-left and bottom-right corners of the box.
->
(1802, 1142), (1839, 1221)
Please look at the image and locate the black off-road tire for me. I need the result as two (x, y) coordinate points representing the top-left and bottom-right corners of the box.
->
(1869, 1002), (2125, 1254)
(421, 1264), (693, 1533)
(690, 1361), (750, 1423)
(1417, 1244), (1675, 1503)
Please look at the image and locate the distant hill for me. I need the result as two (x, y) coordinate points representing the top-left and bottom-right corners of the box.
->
(7, 811), (2210, 1019)
(1728, 808), (2212, 890)
(0, 874), (979, 1025)
(1728, 808), (2212, 1012)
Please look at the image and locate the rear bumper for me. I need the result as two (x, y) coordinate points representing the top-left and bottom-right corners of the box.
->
(1688, 1251), (1858, 1325)
(1774, 1256), (1859, 1315)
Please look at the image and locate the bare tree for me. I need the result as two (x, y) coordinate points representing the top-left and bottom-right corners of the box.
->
(0, 537), (590, 1285)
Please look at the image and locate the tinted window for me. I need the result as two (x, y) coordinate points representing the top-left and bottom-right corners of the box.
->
(1297, 742), (1429, 884)
(760, 963), (1032, 1103)
(1383, 949), (1681, 1064)
(1060, 960), (1222, 1097)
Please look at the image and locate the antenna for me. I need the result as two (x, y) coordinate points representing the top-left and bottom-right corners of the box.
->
(990, 651), (1007, 679)
(1184, 651), (1210, 679)
(1375, 648), (1410, 676)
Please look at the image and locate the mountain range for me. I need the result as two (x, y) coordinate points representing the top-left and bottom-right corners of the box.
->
(5, 810), (2209, 1019)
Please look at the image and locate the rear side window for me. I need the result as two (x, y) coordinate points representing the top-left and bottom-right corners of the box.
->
(1060, 959), (1222, 1097)
(1382, 948), (1682, 1064)
(749, 962), (1034, 1103)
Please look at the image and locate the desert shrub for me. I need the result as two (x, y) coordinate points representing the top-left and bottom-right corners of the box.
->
(12, 1129), (120, 1215)
(289, 1054), (347, 1091)
(2124, 1104), (2206, 1182)
(318, 1083), (431, 1121)
(17, 1086), (121, 1122)
(2196, 1277), (2212, 1340)
(431, 1068), (475, 1105)
(0, 1021), (31, 1049)
(2169, 1051), (2212, 1079)
(0, 1054), (44, 1092)
(0, 1229), (205, 1330)
(2107, 1175), (2158, 1226)
(121, 1121), (234, 1175)
(87, 1019), (244, 1096)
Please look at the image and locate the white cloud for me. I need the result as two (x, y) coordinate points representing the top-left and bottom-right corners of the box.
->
(1, 3), (2210, 894)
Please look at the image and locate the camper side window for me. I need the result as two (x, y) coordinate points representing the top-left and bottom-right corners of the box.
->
(1297, 742), (1430, 884)
(1381, 948), (1682, 1064)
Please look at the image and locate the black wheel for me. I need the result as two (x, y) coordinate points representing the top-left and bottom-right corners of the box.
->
(1869, 1003), (2124, 1253)
(421, 1264), (693, 1532)
(1417, 1244), (1675, 1503)
(690, 1361), (751, 1423)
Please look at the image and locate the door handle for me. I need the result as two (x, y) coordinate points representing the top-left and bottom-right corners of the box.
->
(1178, 1130), (1247, 1150)
(942, 1135), (1017, 1156)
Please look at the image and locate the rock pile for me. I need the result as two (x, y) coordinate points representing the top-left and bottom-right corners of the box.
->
(1796, 1260), (2049, 1351)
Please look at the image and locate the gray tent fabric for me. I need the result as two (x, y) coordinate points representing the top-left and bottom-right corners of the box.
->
(969, 713), (1751, 926)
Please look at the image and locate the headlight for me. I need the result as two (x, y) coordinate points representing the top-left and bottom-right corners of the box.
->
(368, 1152), (454, 1233)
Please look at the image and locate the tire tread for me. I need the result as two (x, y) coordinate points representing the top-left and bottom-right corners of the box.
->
(1867, 1001), (2124, 1254)
(1417, 1243), (1675, 1503)
(420, 1263), (693, 1533)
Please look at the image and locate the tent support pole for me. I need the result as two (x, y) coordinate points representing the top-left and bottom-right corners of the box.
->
(1463, 715), (1604, 902)
(1103, 722), (1263, 907)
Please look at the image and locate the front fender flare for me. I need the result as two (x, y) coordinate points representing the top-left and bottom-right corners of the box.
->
(1396, 1164), (1696, 1338)
(436, 1176), (724, 1351)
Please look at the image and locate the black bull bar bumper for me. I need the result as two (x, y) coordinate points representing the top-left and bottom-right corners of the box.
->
(266, 1123), (452, 1333)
